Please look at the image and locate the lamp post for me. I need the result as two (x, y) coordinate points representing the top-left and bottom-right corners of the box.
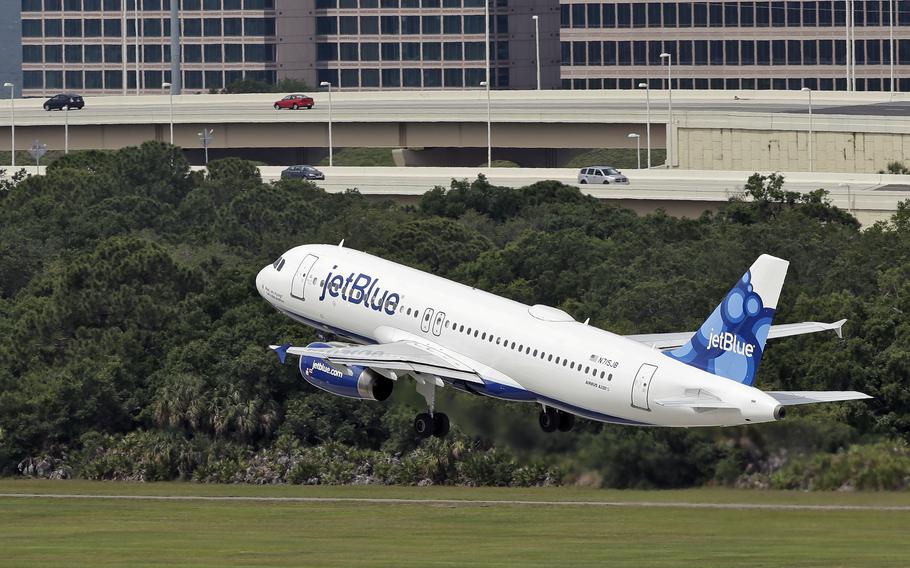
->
(890, 0), (895, 99)
(3, 82), (13, 168)
(801, 87), (813, 172)
(531, 15), (541, 90)
(839, 183), (853, 213)
(162, 81), (174, 144)
(197, 128), (212, 165)
(628, 133), (641, 170)
(637, 82), (651, 168)
(319, 81), (333, 166)
(64, 104), (69, 154)
(480, 80), (492, 167)
(659, 52), (673, 168)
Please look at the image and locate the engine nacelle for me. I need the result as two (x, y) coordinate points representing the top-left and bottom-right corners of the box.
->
(299, 343), (393, 401)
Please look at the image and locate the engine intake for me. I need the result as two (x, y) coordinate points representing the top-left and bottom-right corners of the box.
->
(299, 343), (393, 401)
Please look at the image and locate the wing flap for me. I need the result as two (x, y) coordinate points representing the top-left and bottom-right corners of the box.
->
(271, 341), (485, 384)
(626, 319), (847, 350)
(766, 391), (872, 406)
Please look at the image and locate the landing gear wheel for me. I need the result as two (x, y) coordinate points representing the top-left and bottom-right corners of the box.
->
(538, 408), (559, 433)
(557, 411), (575, 432)
(432, 413), (450, 437)
(414, 412), (434, 438)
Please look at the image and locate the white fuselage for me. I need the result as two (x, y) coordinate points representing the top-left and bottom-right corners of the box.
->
(257, 245), (783, 427)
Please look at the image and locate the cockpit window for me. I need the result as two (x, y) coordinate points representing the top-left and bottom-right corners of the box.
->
(272, 257), (285, 271)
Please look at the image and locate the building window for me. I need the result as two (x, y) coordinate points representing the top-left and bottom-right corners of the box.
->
(361, 42), (379, 61)
(444, 68), (462, 87)
(46, 71), (63, 89)
(23, 71), (43, 89)
(184, 18), (202, 36)
(65, 44), (82, 63)
(340, 69), (358, 88)
(423, 68), (441, 87)
(725, 2), (739, 25)
(104, 44), (121, 63)
(65, 70), (83, 90)
(443, 42), (462, 60)
(361, 16), (378, 34)
(678, 2), (691, 27)
(46, 45), (63, 63)
(339, 15), (357, 34)
(204, 70), (223, 90)
(464, 41), (483, 60)
(380, 15), (398, 33)
(423, 42), (441, 60)
(788, 39), (801, 64)
(340, 43), (358, 61)
(382, 68), (400, 87)
(22, 45), (42, 63)
(85, 44), (102, 63)
(184, 44), (202, 62)
(423, 15), (441, 34)
(104, 18), (121, 37)
(401, 15), (420, 34)
(224, 43), (242, 62)
(22, 0), (42, 11)
(725, 40), (738, 64)
(464, 15), (484, 33)
(204, 44), (222, 62)
(85, 71), (102, 89)
(617, 3), (630, 27)
(662, 2), (675, 26)
(402, 42), (420, 60)
(694, 2), (708, 26)
(362, 69), (379, 88)
(104, 70), (122, 89)
(403, 68), (421, 87)
(381, 43), (399, 61)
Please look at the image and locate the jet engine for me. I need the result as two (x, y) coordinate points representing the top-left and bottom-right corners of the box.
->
(299, 342), (393, 401)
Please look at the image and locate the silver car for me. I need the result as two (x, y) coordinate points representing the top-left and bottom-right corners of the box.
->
(577, 166), (629, 185)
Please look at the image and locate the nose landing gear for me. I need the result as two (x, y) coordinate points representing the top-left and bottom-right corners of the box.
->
(538, 407), (575, 433)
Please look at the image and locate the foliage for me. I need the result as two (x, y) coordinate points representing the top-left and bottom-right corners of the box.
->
(2, 145), (910, 489)
(566, 148), (668, 169)
(318, 147), (396, 167)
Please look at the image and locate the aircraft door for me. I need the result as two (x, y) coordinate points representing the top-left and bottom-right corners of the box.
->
(432, 311), (446, 336)
(290, 254), (319, 300)
(420, 308), (434, 333)
(631, 364), (657, 411)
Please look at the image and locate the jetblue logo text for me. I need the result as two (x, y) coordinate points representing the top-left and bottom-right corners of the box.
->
(310, 360), (343, 378)
(708, 331), (755, 357)
(318, 266), (400, 316)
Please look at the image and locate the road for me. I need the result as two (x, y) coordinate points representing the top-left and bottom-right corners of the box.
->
(1, 90), (907, 128)
(260, 165), (910, 224)
(3, 492), (910, 511)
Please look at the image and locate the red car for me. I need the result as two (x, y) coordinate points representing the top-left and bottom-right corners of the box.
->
(273, 94), (314, 110)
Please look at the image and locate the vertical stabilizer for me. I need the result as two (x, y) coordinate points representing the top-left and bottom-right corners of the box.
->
(665, 255), (789, 386)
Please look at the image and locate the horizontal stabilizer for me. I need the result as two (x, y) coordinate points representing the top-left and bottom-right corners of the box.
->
(626, 319), (847, 350)
(766, 391), (872, 406)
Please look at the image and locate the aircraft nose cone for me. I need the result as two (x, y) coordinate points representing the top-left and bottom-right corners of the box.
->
(256, 266), (268, 296)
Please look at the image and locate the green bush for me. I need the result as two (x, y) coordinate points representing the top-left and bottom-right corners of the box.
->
(770, 440), (910, 491)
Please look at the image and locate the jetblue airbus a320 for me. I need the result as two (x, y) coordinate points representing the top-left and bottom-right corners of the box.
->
(256, 243), (870, 438)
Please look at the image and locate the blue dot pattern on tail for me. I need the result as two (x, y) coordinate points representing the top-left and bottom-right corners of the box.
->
(665, 270), (775, 386)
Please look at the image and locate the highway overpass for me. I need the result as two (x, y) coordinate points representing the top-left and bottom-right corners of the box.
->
(6, 163), (906, 227)
(2, 90), (910, 172)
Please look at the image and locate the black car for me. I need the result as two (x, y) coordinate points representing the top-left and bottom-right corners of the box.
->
(280, 165), (325, 180)
(43, 93), (84, 111)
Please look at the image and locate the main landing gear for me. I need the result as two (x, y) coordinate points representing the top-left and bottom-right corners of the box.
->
(538, 407), (575, 433)
(413, 374), (450, 438)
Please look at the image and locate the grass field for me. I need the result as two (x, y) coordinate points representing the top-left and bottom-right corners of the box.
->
(2, 480), (909, 567)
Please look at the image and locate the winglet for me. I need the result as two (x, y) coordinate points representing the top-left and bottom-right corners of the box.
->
(832, 318), (847, 339)
(271, 342), (292, 365)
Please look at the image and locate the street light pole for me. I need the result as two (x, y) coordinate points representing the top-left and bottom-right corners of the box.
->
(64, 105), (69, 154)
(637, 82), (651, 168)
(484, 0), (491, 166)
(480, 81), (492, 167)
(659, 52), (673, 168)
(890, 0), (895, 99)
(628, 133), (641, 169)
(3, 82), (13, 168)
(532, 15), (541, 90)
(162, 82), (174, 144)
(801, 87), (813, 172)
(319, 81), (333, 166)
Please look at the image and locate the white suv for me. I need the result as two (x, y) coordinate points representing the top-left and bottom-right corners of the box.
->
(577, 166), (629, 185)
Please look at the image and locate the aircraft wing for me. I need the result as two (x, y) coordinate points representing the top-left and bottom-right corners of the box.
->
(765, 391), (872, 406)
(270, 341), (484, 384)
(625, 319), (847, 350)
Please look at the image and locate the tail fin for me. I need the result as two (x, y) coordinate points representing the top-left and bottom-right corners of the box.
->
(665, 255), (789, 386)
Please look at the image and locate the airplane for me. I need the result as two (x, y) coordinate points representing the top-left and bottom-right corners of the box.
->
(256, 243), (870, 438)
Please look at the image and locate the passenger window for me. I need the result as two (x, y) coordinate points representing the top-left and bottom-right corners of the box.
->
(570, 362), (575, 369)
(407, 308), (412, 315)
(548, 354), (553, 362)
(555, 357), (560, 364)
(533, 349), (538, 356)
(481, 332), (486, 340)
(608, 373), (613, 381)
